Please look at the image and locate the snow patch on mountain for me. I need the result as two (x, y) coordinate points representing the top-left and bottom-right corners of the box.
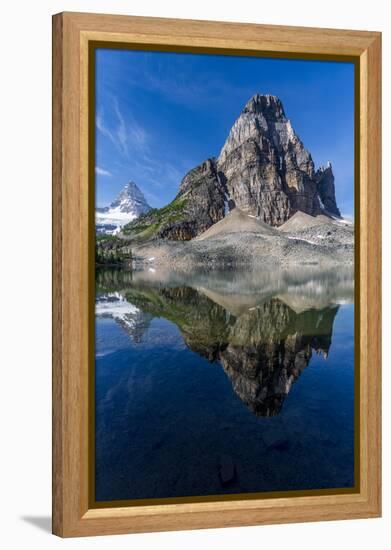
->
(95, 293), (140, 330)
(96, 292), (139, 317)
(96, 181), (151, 234)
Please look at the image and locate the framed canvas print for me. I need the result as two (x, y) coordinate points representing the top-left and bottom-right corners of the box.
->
(52, 12), (381, 537)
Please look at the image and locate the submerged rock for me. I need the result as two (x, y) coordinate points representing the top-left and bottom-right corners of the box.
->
(219, 454), (236, 484)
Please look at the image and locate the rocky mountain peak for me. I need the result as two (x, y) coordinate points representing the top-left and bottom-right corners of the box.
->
(96, 180), (151, 234)
(242, 93), (286, 120)
(218, 93), (302, 167)
(215, 93), (338, 225)
(315, 163), (341, 217)
(122, 93), (342, 240)
(178, 158), (218, 196)
(110, 181), (150, 214)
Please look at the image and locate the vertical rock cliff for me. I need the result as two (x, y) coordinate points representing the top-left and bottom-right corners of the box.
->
(315, 162), (341, 217)
(217, 93), (332, 226)
(159, 159), (227, 240)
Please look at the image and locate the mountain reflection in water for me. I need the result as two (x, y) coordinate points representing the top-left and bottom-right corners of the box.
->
(96, 267), (353, 417)
(95, 266), (355, 501)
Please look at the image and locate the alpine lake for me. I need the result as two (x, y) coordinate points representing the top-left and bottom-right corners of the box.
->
(95, 265), (355, 502)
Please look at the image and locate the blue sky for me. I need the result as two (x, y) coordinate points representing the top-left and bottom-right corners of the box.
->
(95, 49), (355, 217)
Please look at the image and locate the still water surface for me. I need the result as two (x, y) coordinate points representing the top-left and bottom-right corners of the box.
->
(95, 266), (355, 502)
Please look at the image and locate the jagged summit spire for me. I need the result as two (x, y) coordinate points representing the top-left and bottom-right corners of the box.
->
(242, 93), (286, 120)
(218, 92), (297, 168)
(215, 91), (341, 225)
(110, 181), (149, 210)
(95, 179), (151, 234)
(123, 180), (138, 192)
(318, 161), (333, 172)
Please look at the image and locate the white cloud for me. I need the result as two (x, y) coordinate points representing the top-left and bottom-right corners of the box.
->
(112, 99), (128, 156)
(96, 113), (115, 144)
(96, 98), (150, 160)
(95, 166), (112, 176)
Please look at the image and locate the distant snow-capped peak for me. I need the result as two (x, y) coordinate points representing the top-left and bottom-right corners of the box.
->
(96, 181), (151, 234)
(109, 181), (150, 214)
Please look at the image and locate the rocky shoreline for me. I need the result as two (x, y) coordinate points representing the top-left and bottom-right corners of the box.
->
(130, 209), (354, 270)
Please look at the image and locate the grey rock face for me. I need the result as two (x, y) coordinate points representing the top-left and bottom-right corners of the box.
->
(122, 93), (342, 241)
(171, 158), (227, 238)
(171, 93), (341, 234)
(124, 159), (227, 241)
(217, 93), (327, 226)
(136, 158), (228, 241)
(315, 163), (341, 217)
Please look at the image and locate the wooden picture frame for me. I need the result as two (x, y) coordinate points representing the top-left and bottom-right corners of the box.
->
(52, 11), (381, 537)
